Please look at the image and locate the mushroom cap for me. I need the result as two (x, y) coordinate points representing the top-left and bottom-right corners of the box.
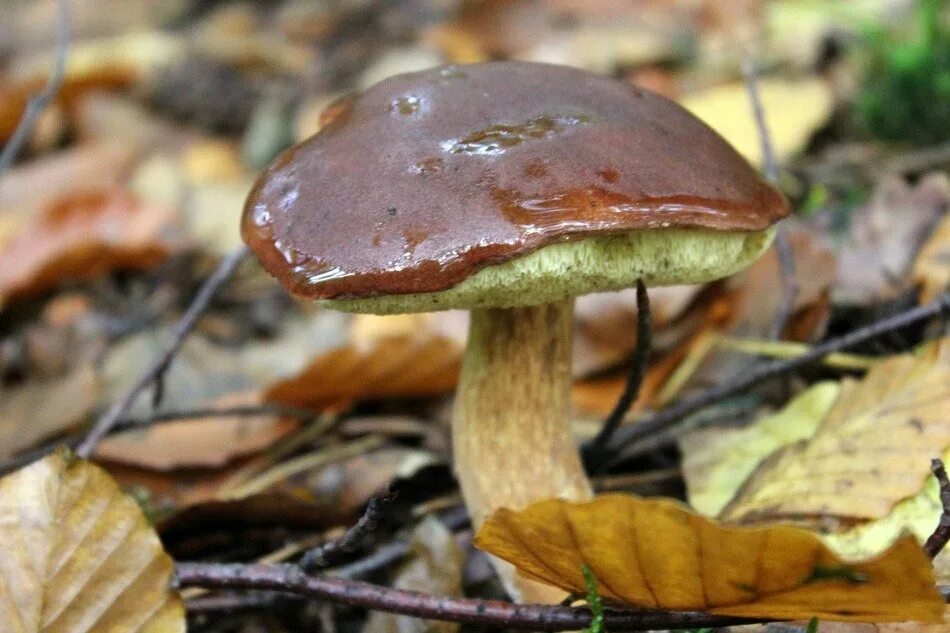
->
(243, 61), (788, 312)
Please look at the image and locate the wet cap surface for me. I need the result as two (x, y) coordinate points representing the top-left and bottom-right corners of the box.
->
(242, 61), (788, 300)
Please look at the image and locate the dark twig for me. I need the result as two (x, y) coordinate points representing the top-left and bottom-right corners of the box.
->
(0, 0), (70, 175)
(75, 245), (250, 459)
(301, 491), (398, 571)
(585, 280), (651, 469)
(924, 458), (950, 558)
(604, 294), (950, 462)
(742, 57), (798, 340)
(175, 562), (754, 631)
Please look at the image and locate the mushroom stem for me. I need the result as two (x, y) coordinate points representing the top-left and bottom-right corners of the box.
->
(453, 298), (592, 602)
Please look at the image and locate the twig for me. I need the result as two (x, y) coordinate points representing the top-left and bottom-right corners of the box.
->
(741, 56), (798, 340)
(0, 0), (71, 175)
(924, 458), (950, 558)
(301, 491), (397, 571)
(175, 562), (754, 631)
(586, 280), (651, 468)
(75, 245), (250, 459)
(604, 294), (950, 462)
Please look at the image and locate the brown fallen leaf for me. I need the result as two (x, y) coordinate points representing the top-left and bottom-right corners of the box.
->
(0, 141), (138, 217)
(266, 326), (461, 410)
(96, 391), (298, 470)
(0, 365), (98, 460)
(0, 188), (182, 305)
(0, 450), (184, 632)
(913, 214), (950, 304)
(476, 494), (943, 623)
(825, 173), (949, 305)
(722, 340), (950, 523)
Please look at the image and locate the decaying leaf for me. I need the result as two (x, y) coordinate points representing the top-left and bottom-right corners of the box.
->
(723, 341), (950, 522)
(913, 214), (950, 304)
(0, 365), (99, 460)
(823, 447), (950, 585)
(476, 495), (943, 622)
(96, 391), (297, 470)
(681, 381), (841, 517)
(266, 320), (462, 410)
(0, 188), (181, 305)
(0, 451), (184, 632)
(363, 516), (464, 633)
(681, 77), (833, 166)
(828, 174), (949, 305)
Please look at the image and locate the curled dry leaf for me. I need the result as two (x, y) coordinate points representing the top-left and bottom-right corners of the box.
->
(722, 340), (950, 523)
(0, 188), (181, 305)
(0, 450), (184, 632)
(476, 494), (943, 623)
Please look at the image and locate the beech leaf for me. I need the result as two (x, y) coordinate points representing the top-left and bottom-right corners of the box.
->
(475, 494), (943, 623)
(722, 341), (950, 522)
(0, 450), (185, 632)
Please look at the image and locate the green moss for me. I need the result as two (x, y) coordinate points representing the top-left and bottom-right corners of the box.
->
(324, 227), (775, 314)
(855, 0), (950, 145)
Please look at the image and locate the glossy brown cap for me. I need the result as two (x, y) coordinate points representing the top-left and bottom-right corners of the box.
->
(242, 61), (788, 300)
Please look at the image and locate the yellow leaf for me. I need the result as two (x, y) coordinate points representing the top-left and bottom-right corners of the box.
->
(913, 215), (950, 304)
(723, 341), (950, 522)
(475, 495), (943, 623)
(681, 78), (832, 166)
(823, 445), (950, 584)
(681, 381), (841, 516)
(0, 451), (184, 632)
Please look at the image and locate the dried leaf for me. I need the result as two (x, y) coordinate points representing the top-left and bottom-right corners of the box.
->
(723, 341), (950, 522)
(681, 77), (833, 166)
(96, 391), (298, 470)
(0, 451), (184, 632)
(913, 214), (950, 304)
(363, 516), (464, 633)
(828, 174), (949, 305)
(681, 381), (841, 517)
(266, 323), (461, 409)
(476, 494), (942, 622)
(0, 188), (181, 305)
(0, 365), (98, 460)
(823, 447), (950, 585)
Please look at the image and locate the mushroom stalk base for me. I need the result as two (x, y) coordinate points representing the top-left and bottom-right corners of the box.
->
(453, 299), (592, 603)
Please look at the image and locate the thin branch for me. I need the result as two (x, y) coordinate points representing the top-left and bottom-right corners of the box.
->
(0, 0), (71, 175)
(175, 562), (755, 631)
(741, 56), (798, 340)
(925, 458), (950, 558)
(301, 491), (397, 571)
(75, 245), (250, 458)
(586, 280), (651, 468)
(604, 294), (950, 462)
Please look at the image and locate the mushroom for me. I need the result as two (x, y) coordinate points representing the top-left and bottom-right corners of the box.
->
(242, 61), (788, 601)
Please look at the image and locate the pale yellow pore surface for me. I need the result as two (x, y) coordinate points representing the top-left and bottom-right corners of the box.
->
(453, 299), (591, 603)
(327, 227), (775, 314)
